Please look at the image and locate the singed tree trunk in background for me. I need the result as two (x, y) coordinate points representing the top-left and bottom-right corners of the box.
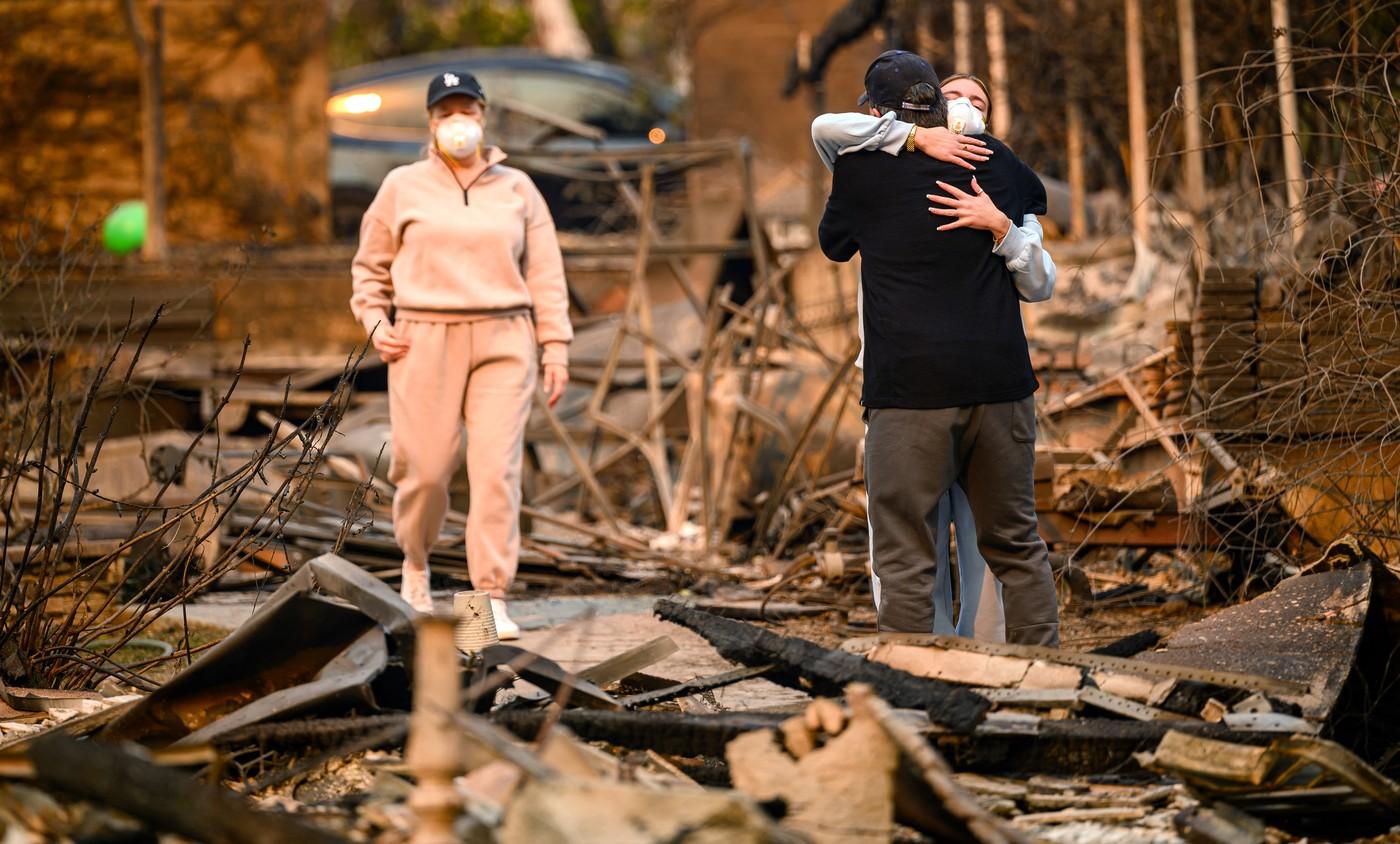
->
(885, 0), (921, 52)
(915, 0), (936, 58)
(121, 0), (168, 261)
(1061, 0), (1088, 239)
(578, 0), (618, 58)
(529, 0), (592, 59)
(1124, 0), (1151, 248)
(953, 0), (973, 73)
(1270, 0), (1306, 248)
(985, 2), (1010, 134)
(1176, 0), (1209, 272)
(798, 31), (828, 229)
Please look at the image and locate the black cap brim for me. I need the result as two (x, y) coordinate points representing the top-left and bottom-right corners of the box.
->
(427, 88), (486, 108)
(426, 71), (488, 109)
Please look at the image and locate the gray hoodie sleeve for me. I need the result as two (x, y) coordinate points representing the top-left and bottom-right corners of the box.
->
(993, 214), (1057, 302)
(810, 112), (913, 172)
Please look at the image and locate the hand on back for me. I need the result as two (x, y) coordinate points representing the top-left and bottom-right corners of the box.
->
(927, 177), (1013, 241)
(914, 126), (990, 171)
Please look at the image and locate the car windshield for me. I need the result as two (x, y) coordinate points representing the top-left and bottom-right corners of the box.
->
(508, 70), (657, 136)
(328, 65), (659, 143)
(327, 69), (512, 142)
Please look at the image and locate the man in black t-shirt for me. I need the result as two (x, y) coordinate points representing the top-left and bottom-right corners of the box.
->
(819, 51), (1059, 646)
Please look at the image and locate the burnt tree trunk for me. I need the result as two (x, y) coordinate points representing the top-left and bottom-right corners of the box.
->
(530, 0), (592, 59)
(120, 0), (168, 261)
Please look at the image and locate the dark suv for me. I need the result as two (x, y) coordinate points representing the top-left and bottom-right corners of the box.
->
(329, 48), (684, 236)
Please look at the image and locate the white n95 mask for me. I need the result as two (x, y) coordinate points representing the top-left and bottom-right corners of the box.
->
(946, 97), (987, 136)
(435, 115), (483, 160)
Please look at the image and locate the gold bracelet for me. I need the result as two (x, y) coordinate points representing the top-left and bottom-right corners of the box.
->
(905, 125), (919, 153)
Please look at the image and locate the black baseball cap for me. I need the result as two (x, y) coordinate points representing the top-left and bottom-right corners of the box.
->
(858, 50), (940, 109)
(426, 70), (487, 109)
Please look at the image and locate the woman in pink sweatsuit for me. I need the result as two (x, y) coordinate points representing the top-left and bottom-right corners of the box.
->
(349, 70), (572, 637)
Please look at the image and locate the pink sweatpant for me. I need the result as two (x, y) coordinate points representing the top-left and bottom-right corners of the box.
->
(388, 315), (537, 597)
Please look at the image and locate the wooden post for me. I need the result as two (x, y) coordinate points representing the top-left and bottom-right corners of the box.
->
(534, 393), (624, 531)
(1270, 0), (1306, 248)
(1062, 0), (1088, 239)
(984, 3), (1011, 134)
(712, 142), (775, 545)
(121, 0), (168, 261)
(406, 615), (462, 844)
(1124, 0), (1151, 248)
(666, 397), (700, 533)
(737, 140), (772, 298)
(1176, 0), (1209, 270)
(633, 164), (674, 519)
(697, 286), (728, 556)
(953, 0), (973, 73)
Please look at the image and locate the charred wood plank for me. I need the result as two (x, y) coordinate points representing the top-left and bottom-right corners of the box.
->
(493, 708), (788, 758)
(653, 600), (989, 732)
(28, 732), (343, 844)
(497, 711), (1276, 779)
(936, 719), (1269, 776)
(1089, 630), (1162, 658)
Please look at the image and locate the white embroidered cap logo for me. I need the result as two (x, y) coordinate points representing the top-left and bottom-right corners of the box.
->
(443, 73), (460, 87)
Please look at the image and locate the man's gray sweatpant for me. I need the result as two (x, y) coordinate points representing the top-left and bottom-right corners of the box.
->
(865, 397), (1060, 645)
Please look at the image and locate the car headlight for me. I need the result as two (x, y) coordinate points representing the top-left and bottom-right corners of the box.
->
(327, 92), (383, 115)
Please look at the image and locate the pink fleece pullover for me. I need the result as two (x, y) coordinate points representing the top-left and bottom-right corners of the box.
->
(350, 148), (573, 366)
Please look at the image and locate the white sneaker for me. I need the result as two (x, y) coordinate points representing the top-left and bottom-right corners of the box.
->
(491, 597), (520, 640)
(399, 565), (433, 614)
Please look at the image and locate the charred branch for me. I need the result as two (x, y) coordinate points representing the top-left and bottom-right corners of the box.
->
(28, 732), (344, 844)
(494, 707), (788, 758)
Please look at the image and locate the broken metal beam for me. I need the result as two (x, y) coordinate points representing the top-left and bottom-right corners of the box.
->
(1078, 687), (1176, 721)
(618, 664), (774, 709)
(978, 688), (1082, 710)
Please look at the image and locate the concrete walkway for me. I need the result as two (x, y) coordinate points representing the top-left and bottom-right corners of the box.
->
(164, 588), (656, 632)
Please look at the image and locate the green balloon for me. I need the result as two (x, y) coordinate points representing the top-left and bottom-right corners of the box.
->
(103, 201), (147, 255)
